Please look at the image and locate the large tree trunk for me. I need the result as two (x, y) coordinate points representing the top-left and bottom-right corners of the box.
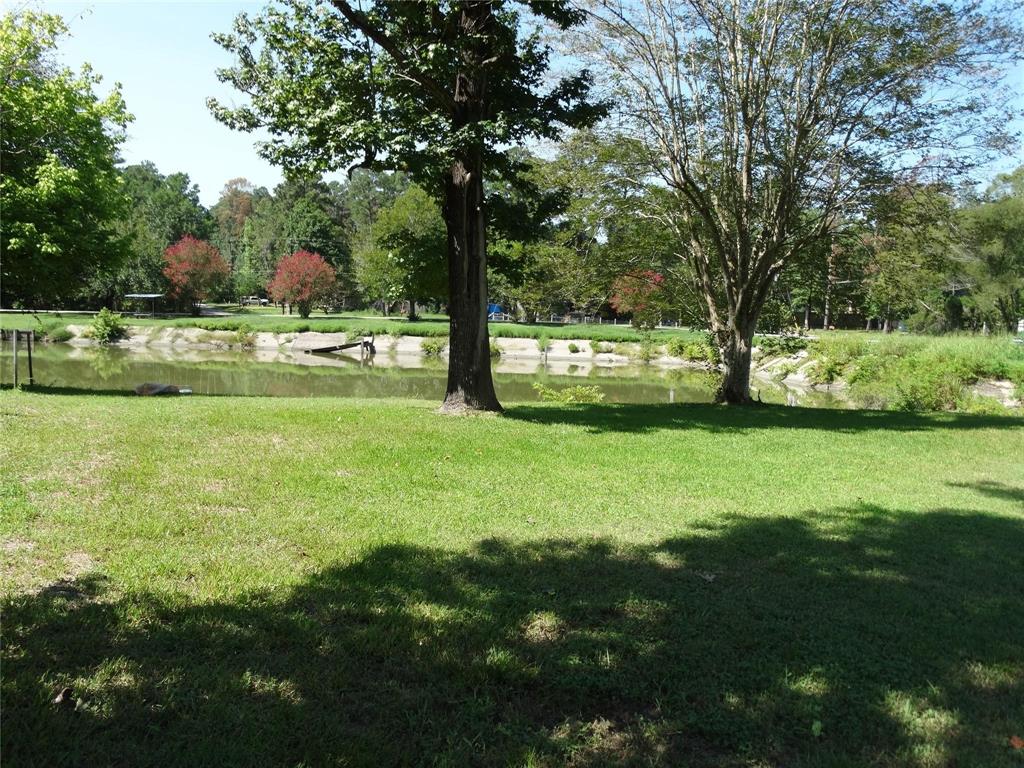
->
(438, 2), (502, 414)
(440, 153), (501, 413)
(714, 318), (756, 404)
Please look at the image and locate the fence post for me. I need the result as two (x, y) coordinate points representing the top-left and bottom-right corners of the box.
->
(12, 329), (18, 388)
(26, 330), (34, 386)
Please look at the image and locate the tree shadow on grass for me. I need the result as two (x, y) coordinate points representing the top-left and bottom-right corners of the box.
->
(503, 402), (1024, 434)
(4, 505), (1023, 767)
(948, 480), (1024, 506)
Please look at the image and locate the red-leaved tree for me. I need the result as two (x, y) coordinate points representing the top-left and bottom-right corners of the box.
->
(610, 271), (666, 330)
(267, 250), (336, 319)
(163, 236), (230, 316)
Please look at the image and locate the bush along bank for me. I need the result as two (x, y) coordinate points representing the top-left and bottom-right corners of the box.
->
(756, 334), (1024, 412)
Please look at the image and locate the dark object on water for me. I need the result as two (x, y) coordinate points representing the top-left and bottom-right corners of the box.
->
(135, 383), (193, 396)
(307, 333), (375, 356)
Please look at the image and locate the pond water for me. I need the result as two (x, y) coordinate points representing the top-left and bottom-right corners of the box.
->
(0, 342), (845, 407)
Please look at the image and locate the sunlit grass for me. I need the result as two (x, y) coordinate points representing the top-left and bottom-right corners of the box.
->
(2, 392), (1022, 766)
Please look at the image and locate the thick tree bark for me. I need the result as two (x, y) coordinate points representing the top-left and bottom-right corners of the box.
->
(437, 2), (502, 414)
(714, 318), (756, 404)
(440, 153), (501, 413)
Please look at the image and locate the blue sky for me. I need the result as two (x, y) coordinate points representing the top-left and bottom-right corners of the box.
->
(41, 1), (292, 206)
(35, 1), (1024, 207)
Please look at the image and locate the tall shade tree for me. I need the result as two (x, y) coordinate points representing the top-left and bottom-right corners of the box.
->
(267, 250), (337, 318)
(209, 0), (602, 412)
(345, 169), (410, 247)
(960, 166), (1024, 332)
(861, 185), (960, 332)
(0, 11), (132, 308)
(581, 0), (1023, 402)
(211, 177), (259, 279)
(163, 236), (230, 316)
(355, 185), (447, 319)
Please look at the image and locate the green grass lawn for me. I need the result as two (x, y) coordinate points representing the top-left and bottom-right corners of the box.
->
(2, 392), (1022, 767)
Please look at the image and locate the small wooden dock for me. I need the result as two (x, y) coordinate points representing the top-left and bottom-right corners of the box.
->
(305, 333), (376, 357)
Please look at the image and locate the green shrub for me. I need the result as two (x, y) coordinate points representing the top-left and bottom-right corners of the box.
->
(808, 356), (845, 386)
(756, 297), (796, 333)
(37, 320), (73, 343)
(489, 339), (501, 359)
(837, 337), (1024, 412)
(892, 368), (964, 411)
(665, 336), (687, 358)
(421, 336), (448, 357)
(1011, 366), (1024, 402)
(536, 334), (550, 353)
(234, 323), (256, 349)
(345, 326), (373, 340)
(687, 340), (718, 364)
(809, 336), (868, 366)
(633, 332), (660, 363)
(756, 335), (809, 357)
(532, 383), (605, 404)
(592, 341), (614, 356)
(88, 308), (127, 344)
(845, 354), (889, 385)
(667, 335), (718, 364)
(567, 342), (581, 354)
(958, 394), (1014, 416)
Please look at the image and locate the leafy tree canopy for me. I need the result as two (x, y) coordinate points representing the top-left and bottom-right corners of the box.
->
(85, 162), (213, 306)
(163, 236), (230, 315)
(355, 185), (447, 314)
(0, 11), (132, 307)
(959, 166), (1024, 331)
(209, 0), (601, 191)
(578, 0), (1023, 402)
(231, 177), (349, 299)
(267, 249), (337, 317)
